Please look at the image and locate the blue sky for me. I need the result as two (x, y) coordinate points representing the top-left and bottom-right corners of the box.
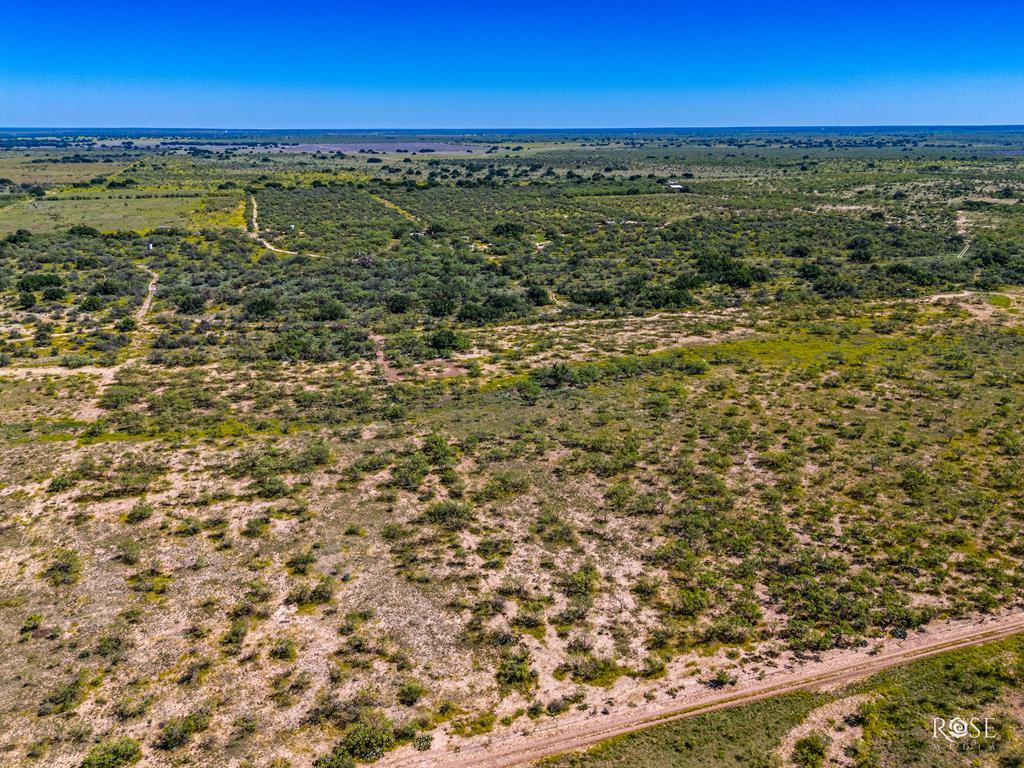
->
(2, 1), (1023, 127)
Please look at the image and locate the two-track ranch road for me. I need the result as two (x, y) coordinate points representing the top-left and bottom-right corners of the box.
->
(381, 611), (1024, 768)
(136, 263), (158, 321)
(249, 194), (300, 255)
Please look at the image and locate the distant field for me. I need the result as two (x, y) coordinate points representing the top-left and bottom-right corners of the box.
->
(0, 190), (243, 233)
(0, 154), (128, 184)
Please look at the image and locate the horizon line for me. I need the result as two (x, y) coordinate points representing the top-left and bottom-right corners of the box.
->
(3, 124), (1024, 133)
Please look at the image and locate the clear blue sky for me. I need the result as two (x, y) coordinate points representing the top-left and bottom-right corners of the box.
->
(2, 0), (1023, 128)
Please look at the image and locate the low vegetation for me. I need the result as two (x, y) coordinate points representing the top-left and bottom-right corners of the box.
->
(542, 636), (1024, 768)
(0, 127), (1021, 766)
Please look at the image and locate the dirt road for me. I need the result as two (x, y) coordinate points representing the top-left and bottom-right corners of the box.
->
(371, 194), (422, 224)
(249, 194), (300, 255)
(0, 263), (157, 390)
(381, 611), (1024, 768)
(136, 264), (158, 322)
(370, 333), (401, 382)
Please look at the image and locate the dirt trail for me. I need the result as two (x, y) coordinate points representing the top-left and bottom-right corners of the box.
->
(381, 611), (1024, 768)
(371, 194), (422, 224)
(954, 211), (971, 259)
(955, 211), (970, 237)
(370, 334), (402, 382)
(0, 364), (122, 387)
(477, 306), (742, 337)
(136, 264), (158, 322)
(0, 263), (157, 391)
(248, 194), (302, 255)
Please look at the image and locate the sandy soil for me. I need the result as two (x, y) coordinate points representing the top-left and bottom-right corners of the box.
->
(136, 264), (158, 322)
(0, 365), (122, 387)
(927, 291), (1020, 322)
(955, 211), (970, 237)
(370, 334), (402, 382)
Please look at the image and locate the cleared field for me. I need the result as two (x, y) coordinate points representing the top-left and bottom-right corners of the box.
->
(0, 190), (242, 233)
(0, 155), (129, 184)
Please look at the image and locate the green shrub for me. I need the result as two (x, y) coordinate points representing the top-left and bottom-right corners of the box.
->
(422, 433), (457, 467)
(242, 515), (271, 537)
(293, 439), (332, 471)
(313, 749), (355, 768)
(19, 613), (42, 636)
(397, 681), (425, 706)
(426, 327), (469, 355)
(177, 657), (211, 686)
(38, 671), (89, 715)
(390, 452), (430, 489)
(112, 696), (151, 721)
(704, 669), (738, 689)
(285, 548), (317, 575)
(269, 638), (298, 662)
(285, 576), (335, 607)
(230, 714), (259, 742)
(414, 733), (433, 751)
(479, 470), (530, 501)
(221, 618), (248, 655)
(340, 718), (395, 761)
(253, 475), (290, 499)
(124, 502), (153, 524)
(155, 706), (212, 750)
(80, 737), (141, 768)
(270, 670), (311, 707)
(496, 648), (536, 691)
(43, 549), (82, 586)
(424, 500), (474, 530)
(18, 272), (62, 291)
(791, 730), (830, 768)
